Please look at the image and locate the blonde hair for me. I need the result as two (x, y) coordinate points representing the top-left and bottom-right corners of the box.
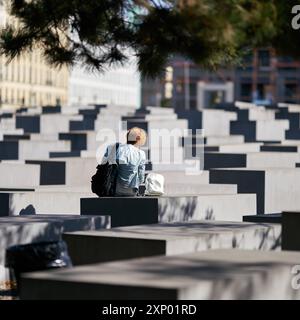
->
(127, 127), (147, 146)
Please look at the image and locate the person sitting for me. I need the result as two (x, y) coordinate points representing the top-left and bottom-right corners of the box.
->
(102, 127), (147, 196)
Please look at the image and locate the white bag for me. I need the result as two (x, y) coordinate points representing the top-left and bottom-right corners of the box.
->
(145, 173), (165, 196)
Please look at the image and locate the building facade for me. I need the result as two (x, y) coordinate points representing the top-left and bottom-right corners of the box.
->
(0, 1), (140, 110)
(69, 58), (141, 108)
(141, 49), (300, 109)
(0, 1), (69, 109)
(236, 48), (300, 104)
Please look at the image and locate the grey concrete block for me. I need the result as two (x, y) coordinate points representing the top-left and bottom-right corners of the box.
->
(243, 214), (281, 224)
(210, 167), (300, 214)
(0, 160), (65, 187)
(260, 145), (299, 152)
(219, 143), (262, 153)
(63, 220), (281, 266)
(18, 140), (71, 160)
(0, 163), (40, 188)
(164, 183), (237, 195)
(16, 115), (40, 133)
(205, 135), (244, 145)
(246, 152), (300, 168)
(148, 170), (210, 184)
(25, 160), (66, 185)
(282, 212), (300, 251)
(205, 151), (300, 169)
(204, 153), (246, 169)
(60, 157), (98, 187)
(81, 194), (256, 227)
(20, 249), (300, 299)
(0, 140), (71, 160)
(1, 134), (30, 141)
(0, 141), (19, 160)
(256, 120), (289, 141)
(0, 191), (94, 216)
(59, 133), (87, 151)
(40, 114), (83, 134)
(0, 215), (110, 283)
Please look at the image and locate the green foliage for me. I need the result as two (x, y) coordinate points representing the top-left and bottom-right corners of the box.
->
(0, 0), (297, 77)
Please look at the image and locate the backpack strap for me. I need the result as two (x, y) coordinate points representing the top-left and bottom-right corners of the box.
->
(115, 143), (120, 165)
(107, 142), (120, 164)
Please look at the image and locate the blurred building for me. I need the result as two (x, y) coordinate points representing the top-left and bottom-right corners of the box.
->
(0, 1), (140, 110)
(0, 1), (69, 109)
(69, 59), (141, 108)
(237, 48), (300, 105)
(142, 49), (300, 109)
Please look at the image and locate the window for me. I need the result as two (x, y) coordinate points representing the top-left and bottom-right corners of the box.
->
(190, 99), (197, 110)
(284, 83), (297, 98)
(241, 83), (252, 97)
(189, 83), (197, 96)
(258, 50), (270, 67)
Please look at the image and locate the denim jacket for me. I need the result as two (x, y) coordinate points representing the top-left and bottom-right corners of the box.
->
(102, 143), (146, 189)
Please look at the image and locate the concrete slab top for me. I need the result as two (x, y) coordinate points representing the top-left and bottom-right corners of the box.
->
(0, 188), (35, 192)
(79, 192), (254, 202)
(64, 220), (279, 241)
(23, 249), (300, 289)
(82, 194), (256, 199)
(35, 186), (90, 192)
(283, 211), (300, 214)
(0, 190), (93, 195)
(211, 167), (300, 172)
(0, 215), (108, 227)
(207, 151), (300, 156)
(34, 184), (237, 193)
(282, 141), (300, 146)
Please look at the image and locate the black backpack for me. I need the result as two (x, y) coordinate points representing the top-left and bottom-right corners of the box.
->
(91, 143), (120, 197)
